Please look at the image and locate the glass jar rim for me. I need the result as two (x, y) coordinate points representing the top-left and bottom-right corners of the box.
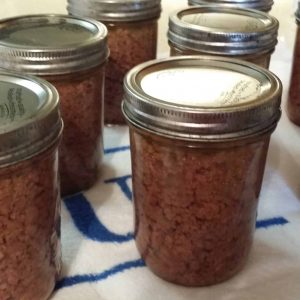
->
(67, 0), (161, 22)
(188, 0), (273, 12)
(0, 14), (109, 75)
(0, 70), (62, 167)
(168, 6), (279, 55)
(122, 56), (281, 141)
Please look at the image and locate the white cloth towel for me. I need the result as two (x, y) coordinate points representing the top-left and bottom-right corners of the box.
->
(51, 124), (300, 300)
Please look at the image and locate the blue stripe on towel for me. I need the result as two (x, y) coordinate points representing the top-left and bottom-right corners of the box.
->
(104, 175), (132, 201)
(64, 193), (134, 243)
(59, 204), (290, 290)
(55, 259), (145, 290)
(64, 192), (289, 243)
(104, 145), (130, 155)
(256, 217), (289, 229)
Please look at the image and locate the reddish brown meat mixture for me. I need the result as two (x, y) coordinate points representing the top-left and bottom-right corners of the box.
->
(0, 145), (60, 300)
(46, 65), (105, 196)
(169, 44), (272, 69)
(130, 128), (270, 286)
(288, 26), (300, 125)
(105, 20), (158, 125)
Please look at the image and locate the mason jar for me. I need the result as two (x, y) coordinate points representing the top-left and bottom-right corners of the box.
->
(0, 15), (109, 196)
(0, 71), (63, 300)
(188, 0), (274, 12)
(168, 6), (279, 69)
(287, 4), (300, 125)
(122, 56), (282, 286)
(67, 0), (161, 125)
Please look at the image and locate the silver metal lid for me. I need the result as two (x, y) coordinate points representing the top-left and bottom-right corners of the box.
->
(122, 56), (281, 141)
(188, 0), (274, 12)
(67, 0), (161, 22)
(168, 6), (278, 55)
(0, 14), (108, 75)
(0, 71), (62, 167)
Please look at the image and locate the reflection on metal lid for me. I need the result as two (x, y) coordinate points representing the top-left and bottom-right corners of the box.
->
(141, 67), (261, 107)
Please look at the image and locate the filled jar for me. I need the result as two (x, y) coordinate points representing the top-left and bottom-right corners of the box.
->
(0, 15), (109, 196)
(287, 4), (300, 125)
(122, 56), (282, 286)
(0, 71), (63, 299)
(67, 0), (161, 125)
(188, 0), (274, 12)
(168, 6), (279, 69)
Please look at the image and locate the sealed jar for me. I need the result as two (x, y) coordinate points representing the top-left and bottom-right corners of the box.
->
(168, 6), (279, 69)
(0, 15), (109, 196)
(188, 0), (274, 12)
(67, 0), (161, 125)
(0, 71), (62, 299)
(122, 56), (281, 286)
(287, 5), (300, 125)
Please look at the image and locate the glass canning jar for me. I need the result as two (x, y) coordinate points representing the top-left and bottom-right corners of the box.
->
(168, 6), (279, 69)
(0, 15), (109, 196)
(67, 0), (161, 125)
(122, 56), (282, 286)
(287, 4), (300, 125)
(0, 71), (63, 300)
(188, 0), (274, 12)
